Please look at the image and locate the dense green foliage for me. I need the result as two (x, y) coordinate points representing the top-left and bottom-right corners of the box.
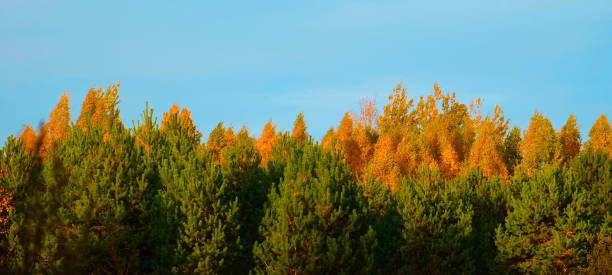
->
(1, 93), (611, 274)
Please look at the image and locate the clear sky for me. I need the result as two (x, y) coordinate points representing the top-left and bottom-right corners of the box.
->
(1, 0), (610, 143)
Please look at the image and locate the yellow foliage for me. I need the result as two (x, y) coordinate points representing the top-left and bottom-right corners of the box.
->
(256, 120), (277, 166)
(468, 105), (509, 178)
(19, 125), (38, 153)
(519, 111), (559, 175)
(359, 97), (378, 129)
(586, 114), (612, 158)
(160, 103), (202, 142)
(336, 113), (363, 175)
(320, 128), (335, 152)
(558, 114), (581, 164)
(76, 82), (120, 132)
(292, 112), (308, 143)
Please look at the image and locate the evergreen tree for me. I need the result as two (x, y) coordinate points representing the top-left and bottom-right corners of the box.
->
(395, 170), (475, 274)
(503, 126), (522, 176)
(253, 136), (376, 274)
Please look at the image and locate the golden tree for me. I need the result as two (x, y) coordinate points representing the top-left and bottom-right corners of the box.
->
(0, 186), (13, 235)
(224, 126), (236, 149)
(468, 105), (508, 178)
(367, 133), (401, 190)
(336, 112), (363, 175)
(586, 114), (612, 158)
(291, 112), (308, 143)
(76, 82), (120, 132)
(412, 83), (476, 179)
(376, 83), (413, 133)
(19, 125), (38, 153)
(558, 114), (581, 165)
(47, 92), (71, 141)
(359, 97), (378, 130)
(207, 122), (227, 163)
(256, 120), (277, 166)
(519, 111), (559, 175)
(43, 92), (71, 153)
(320, 128), (335, 152)
(161, 103), (202, 143)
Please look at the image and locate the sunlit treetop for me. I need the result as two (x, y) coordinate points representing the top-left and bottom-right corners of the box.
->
(160, 103), (202, 143)
(358, 97), (377, 130)
(255, 119), (277, 165)
(586, 114), (612, 158)
(377, 83), (413, 133)
(558, 114), (581, 165)
(47, 92), (70, 143)
(76, 82), (120, 131)
(519, 111), (559, 175)
(292, 112), (308, 143)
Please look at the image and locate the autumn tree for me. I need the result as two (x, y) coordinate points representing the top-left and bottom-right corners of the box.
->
(207, 122), (227, 163)
(320, 128), (335, 152)
(558, 114), (581, 165)
(44, 92), (70, 149)
(585, 114), (612, 158)
(75, 82), (120, 132)
(468, 105), (509, 178)
(336, 112), (363, 175)
(519, 111), (560, 175)
(160, 103), (202, 145)
(291, 112), (308, 143)
(18, 125), (38, 153)
(255, 120), (277, 166)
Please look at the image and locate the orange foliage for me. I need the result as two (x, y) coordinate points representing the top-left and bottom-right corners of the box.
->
(468, 105), (508, 178)
(0, 186), (13, 235)
(558, 114), (581, 164)
(586, 115), (612, 158)
(256, 120), (277, 165)
(520, 111), (559, 175)
(292, 112), (308, 143)
(43, 92), (71, 153)
(47, 92), (71, 141)
(19, 125), (38, 153)
(368, 133), (400, 191)
(76, 82), (120, 132)
(224, 126), (236, 148)
(207, 122), (227, 163)
(320, 128), (335, 152)
(359, 97), (378, 129)
(161, 103), (201, 142)
(336, 113), (363, 175)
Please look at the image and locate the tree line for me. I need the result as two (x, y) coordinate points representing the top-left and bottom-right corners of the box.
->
(0, 82), (611, 274)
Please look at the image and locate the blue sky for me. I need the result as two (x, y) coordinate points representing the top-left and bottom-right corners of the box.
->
(1, 0), (610, 143)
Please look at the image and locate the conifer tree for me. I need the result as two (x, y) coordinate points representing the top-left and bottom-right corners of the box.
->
(558, 114), (581, 166)
(586, 114), (612, 158)
(291, 112), (308, 143)
(207, 122), (227, 163)
(253, 136), (376, 274)
(396, 172), (475, 274)
(337, 112), (363, 175)
(255, 120), (277, 166)
(44, 92), (70, 153)
(18, 125), (38, 153)
(503, 126), (522, 176)
(320, 128), (335, 152)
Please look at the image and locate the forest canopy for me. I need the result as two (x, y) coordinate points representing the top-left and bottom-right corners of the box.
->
(1, 82), (611, 274)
